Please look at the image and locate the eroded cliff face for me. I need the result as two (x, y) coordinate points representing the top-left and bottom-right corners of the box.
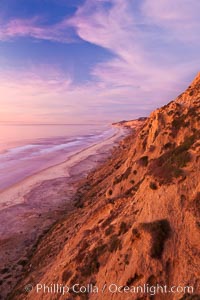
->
(10, 74), (200, 300)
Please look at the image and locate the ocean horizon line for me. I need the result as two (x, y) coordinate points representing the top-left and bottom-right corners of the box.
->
(0, 123), (109, 126)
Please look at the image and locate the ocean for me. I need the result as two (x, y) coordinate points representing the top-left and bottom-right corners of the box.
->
(0, 124), (117, 191)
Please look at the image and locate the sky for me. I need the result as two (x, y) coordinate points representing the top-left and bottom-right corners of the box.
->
(0, 0), (200, 124)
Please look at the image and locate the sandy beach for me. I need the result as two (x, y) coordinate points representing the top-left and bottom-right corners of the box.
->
(0, 126), (127, 299)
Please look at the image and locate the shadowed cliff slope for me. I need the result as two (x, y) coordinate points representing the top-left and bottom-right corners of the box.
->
(10, 73), (200, 300)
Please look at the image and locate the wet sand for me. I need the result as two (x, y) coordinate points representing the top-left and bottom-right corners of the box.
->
(0, 126), (127, 299)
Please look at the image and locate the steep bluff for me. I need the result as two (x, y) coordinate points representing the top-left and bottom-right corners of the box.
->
(10, 74), (200, 300)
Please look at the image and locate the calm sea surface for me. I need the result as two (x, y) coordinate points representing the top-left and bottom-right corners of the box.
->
(0, 124), (116, 190)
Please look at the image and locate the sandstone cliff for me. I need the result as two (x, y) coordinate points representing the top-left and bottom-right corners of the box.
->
(10, 73), (200, 300)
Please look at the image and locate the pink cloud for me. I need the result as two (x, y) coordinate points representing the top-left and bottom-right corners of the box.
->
(67, 1), (190, 94)
(68, 0), (137, 56)
(0, 66), (133, 124)
(141, 0), (200, 42)
(0, 17), (74, 43)
(1, 0), (200, 124)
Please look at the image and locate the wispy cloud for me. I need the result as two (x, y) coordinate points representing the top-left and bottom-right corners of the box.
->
(1, 0), (200, 123)
(0, 17), (75, 43)
(68, 0), (200, 99)
(0, 67), (133, 124)
(141, 0), (200, 42)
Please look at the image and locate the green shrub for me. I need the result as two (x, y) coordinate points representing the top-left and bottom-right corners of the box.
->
(126, 273), (143, 285)
(79, 243), (107, 277)
(108, 189), (113, 196)
(171, 115), (188, 136)
(109, 235), (122, 252)
(114, 160), (123, 170)
(138, 156), (149, 167)
(149, 145), (156, 152)
(105, 225), (114, 236)
(113, 167), (132, 184)
(148, 136), (195, 183)
(179, 293), (200, 300)
(189, 90), (194, 96)
(132, 228), (141, 241)
(119, 222), (129, 235)
(149, 182), (157, 190)
(1, 268), (9, 274)
(163, 142), (173, 150)
(79, 255), (100, 277)
(62, 270), (72, 283)
(101, 212), (116, 228)
(167, 110), (174, 116)
(140, 219), (171, 259)
(188, 107), (198, 117)
(191, 192), (200, 218)
(173, 151), (191, 168)
(122, 167), (132, 180)
(172, 115), (186, 128)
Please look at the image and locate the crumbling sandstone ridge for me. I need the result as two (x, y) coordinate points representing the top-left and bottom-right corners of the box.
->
(10, 73), (200, 300)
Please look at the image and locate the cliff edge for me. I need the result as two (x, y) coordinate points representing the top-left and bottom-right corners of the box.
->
(10, 73), (200, 300)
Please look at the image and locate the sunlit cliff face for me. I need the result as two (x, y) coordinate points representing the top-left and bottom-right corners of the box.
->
(9, 73), (200, 300)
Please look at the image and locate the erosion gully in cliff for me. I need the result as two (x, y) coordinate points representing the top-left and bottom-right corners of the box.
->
(9, 73), (200, 300)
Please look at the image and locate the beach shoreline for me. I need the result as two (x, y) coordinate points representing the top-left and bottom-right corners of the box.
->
(0, 126), (127, 299)
(0, 125), (119, 192)
(0, 126), (127, 208)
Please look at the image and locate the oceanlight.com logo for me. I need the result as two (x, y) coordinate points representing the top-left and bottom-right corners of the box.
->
(25, 283), (194, 296)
